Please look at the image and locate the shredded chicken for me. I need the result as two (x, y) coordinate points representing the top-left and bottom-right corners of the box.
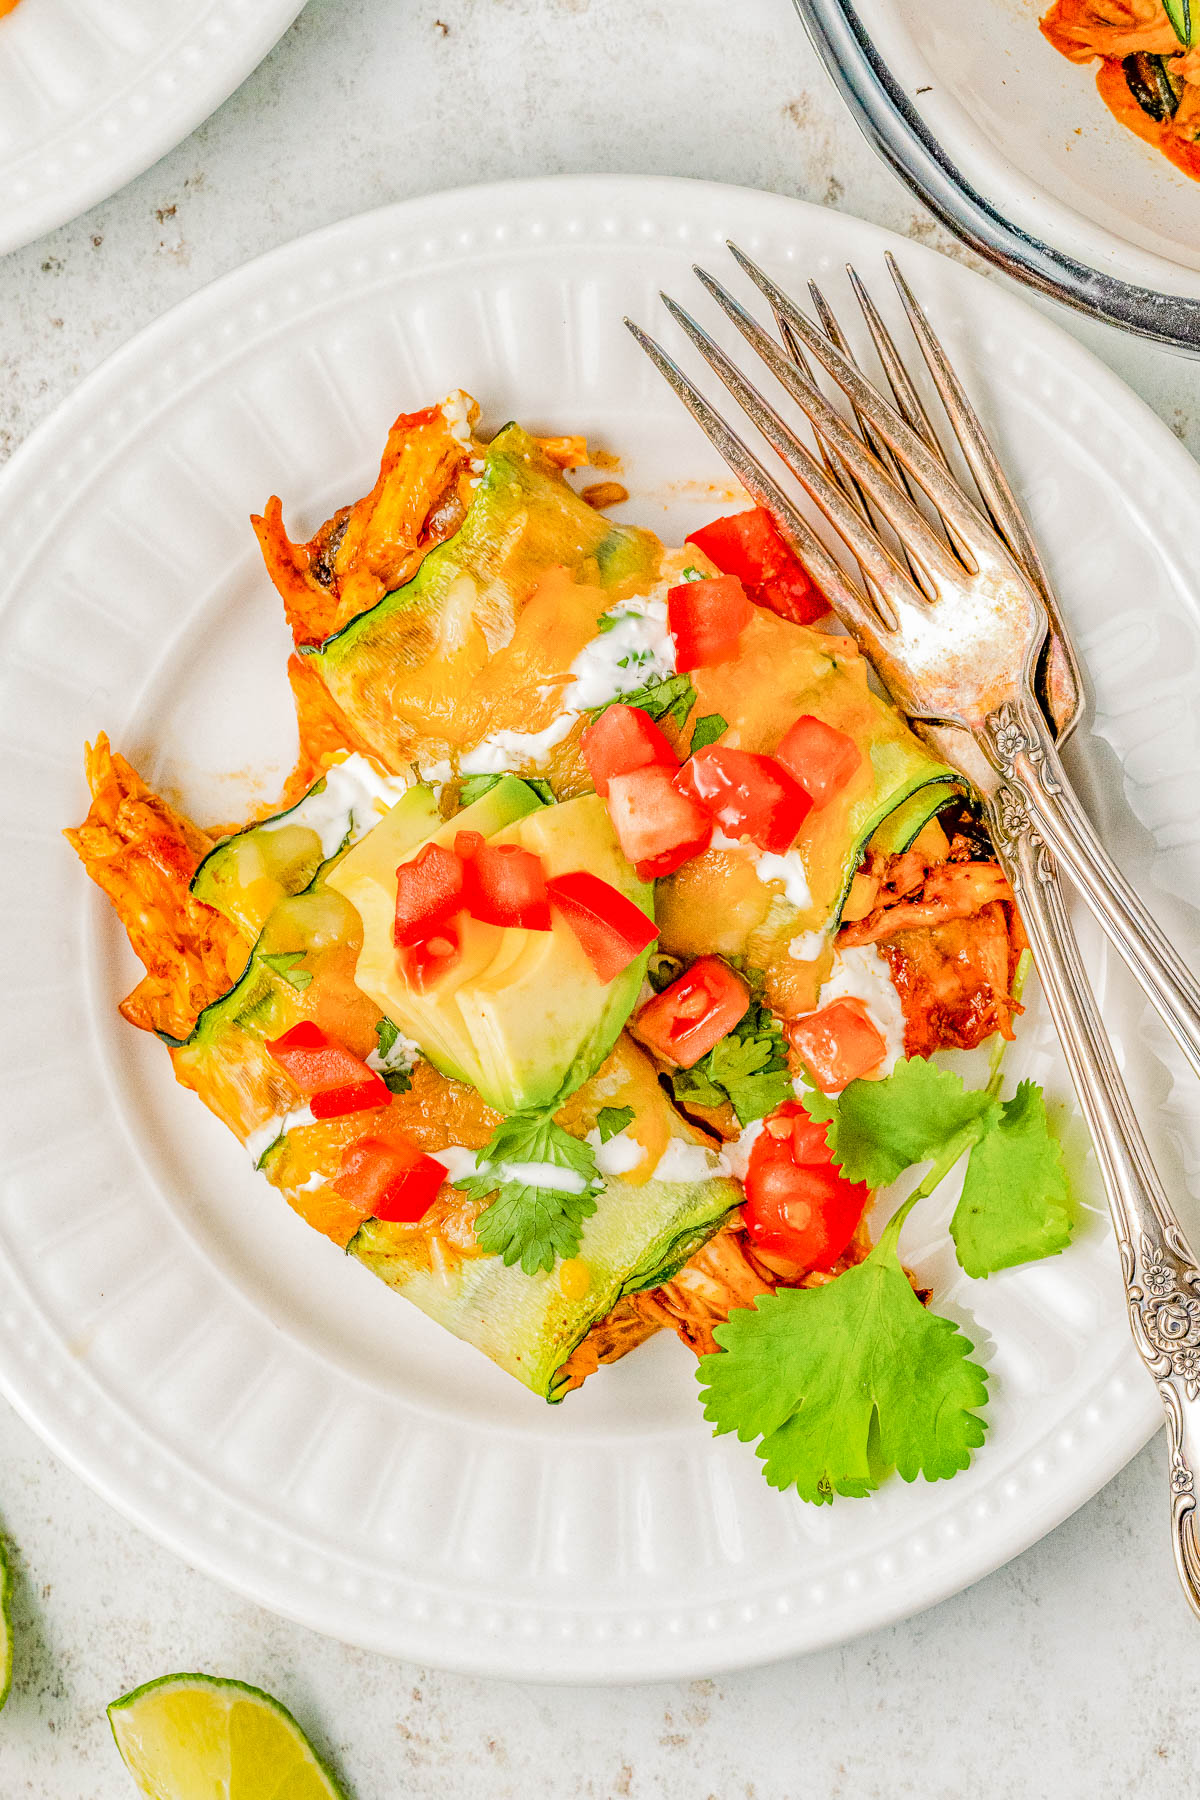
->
(252, 399), (482, 647)
(63, 736), (247, 1039)
(838, 834), (1025, 1054)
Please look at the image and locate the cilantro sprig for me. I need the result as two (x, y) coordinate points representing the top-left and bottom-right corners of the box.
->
(699, 1194), (988, 1502)
(595, 1105), (635, 1143)
(803, 1054), (1074, 1278)
(671, 994), (793, 1127)
(453, 1112), (602, 1275)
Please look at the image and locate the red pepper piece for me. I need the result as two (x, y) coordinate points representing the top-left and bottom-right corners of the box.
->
(630, 955), (750, 1068)
(547, 869), (659, 982)
(667, 573), (753, 672)
(687, 507), (827, 626)
(682, 746), (813, 854)
(334, 1134), (448, 1223)
(604, 765), (712, 880)
(774, 714), (861, 808)
(743, 1100), (869, 1272)
(266, 1021), (390, 1114)
(455, 832), (551, 930)
(580, 703), (679, 797)
(789, 998), (888, 1094)
(401, 924), (462, 992)
(393, 841), (466, 948)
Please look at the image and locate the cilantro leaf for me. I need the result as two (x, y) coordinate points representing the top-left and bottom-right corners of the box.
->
(952, 1081), (1074, 1277)
(371, 1018), (413, 1095)
(804, 1057), (998, 1188)
(260, 951), (313, 992)
(680, 565), (705, 582)
(672, 996), (792, 1126)
(698, 1223), (988, 1502)
(454, 1113), (601, 1275)
(690, 712), (728, 755)
(596, 672), (696, 732)
(596, 1105), (635, 1143)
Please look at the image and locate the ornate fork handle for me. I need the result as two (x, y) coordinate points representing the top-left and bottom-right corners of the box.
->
(955, 724), (1200, 1614)
(982, 696), (1200, 1088)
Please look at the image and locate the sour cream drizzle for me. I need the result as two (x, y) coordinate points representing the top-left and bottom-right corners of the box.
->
(284, 753), (412, 859)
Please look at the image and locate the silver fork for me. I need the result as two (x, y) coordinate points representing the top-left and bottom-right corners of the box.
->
(626, 257), (1200, 1617)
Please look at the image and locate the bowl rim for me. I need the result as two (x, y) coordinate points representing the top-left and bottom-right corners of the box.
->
(792, 0), (1200, 351)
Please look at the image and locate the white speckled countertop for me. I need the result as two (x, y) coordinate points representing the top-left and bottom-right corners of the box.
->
(4, 0), (1200, 1792)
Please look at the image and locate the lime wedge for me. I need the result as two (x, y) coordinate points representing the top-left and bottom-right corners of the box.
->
(0, 1536), (12, 1712)
(107, 1673), (347, 1799)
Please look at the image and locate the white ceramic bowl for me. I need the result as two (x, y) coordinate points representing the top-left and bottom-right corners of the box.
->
(794, 0), (1200, 348)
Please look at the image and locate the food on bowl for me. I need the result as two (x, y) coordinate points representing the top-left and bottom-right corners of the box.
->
(1042, 0), (1200, 180)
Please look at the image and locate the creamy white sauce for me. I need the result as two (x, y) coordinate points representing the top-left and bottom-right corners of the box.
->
(586, 1127), (646, 1176)
(651, 1137), (726, 1185)
(719, 1118), (765, 1183)
(565, 595), (675, 709)
(294, 1171), (327, 1193)
(457, 592), (678, 775)
(499, 1160), (592, 1194)
(435, 1145), (481, 1185)
(245, 1103), (316, 1169)
(710, 828), (813, 912)
(788, 927), (829, 962)
(365, 1029), (420, 1081)
(796, 943), (908, 1089)
(284, 753), (411, 859)
(459, 713), (575, 775)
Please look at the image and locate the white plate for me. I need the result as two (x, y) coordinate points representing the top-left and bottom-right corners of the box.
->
(0, 0), (304, 256)
(1, 174), (1196, 1681)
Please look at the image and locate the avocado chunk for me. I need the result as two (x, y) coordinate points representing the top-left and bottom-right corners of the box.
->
(329, 785), (655, 1112)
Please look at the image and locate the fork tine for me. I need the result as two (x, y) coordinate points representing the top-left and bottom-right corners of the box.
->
(806, 278), (941, 604)
(656, 294), (916, 621)
(726, 242), (997, 554)
(621, 318), (882, 641)
(846, 265), (947, 465)
(690, 267), (963, 592)
(884, 253), (1086, 722)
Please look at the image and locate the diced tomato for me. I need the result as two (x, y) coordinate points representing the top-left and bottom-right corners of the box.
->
(605, 765), (712, 879)
(547, 870), (659, 982)
(455, 832), (551, 931)
(401, 925), (462, 992)
(681, 746), (812, 854)
(774, 714), (861, 808)
(790, 998), (888, 1094)
(630, 955), (750, 1069)
(667, 574), (753, 672)
(393, 841), (465, 948)
(687, 507), (827, 625)
(580, 704), (679, 797)
(334, 1134), (448, 1223)
(266, 1021), (390, 1115)
(743, 1100), (869, 1272)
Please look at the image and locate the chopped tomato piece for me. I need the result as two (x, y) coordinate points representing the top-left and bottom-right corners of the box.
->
(547, 870), (659, 982)
(774, 714), (861, 808)
(790, 998), (887, 1094)
(393, 841), (465, 948)
(667, 574), (753, 672)
(630, 955), (750, 1069)
(580, 704), (679, 797)
(605, 765), (712, 879)
(401, 925), (462, 991)
(266, 1021), (390, 1115)
(455, 832), (551, 931)
(687, 507), (826, 625)
(334, 1134), (448, 1222)
(681, 746), (812, 854)
(744, 1100), (869, 1272)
